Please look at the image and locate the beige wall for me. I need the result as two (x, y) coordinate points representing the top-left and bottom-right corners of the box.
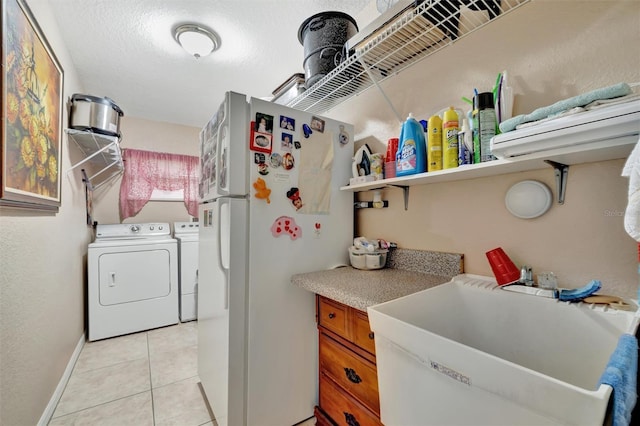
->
(327, 0), (640, 299)
(0, 1), (89, 424)
(1, 1), (638, 424)
(0, 4), (199, 426)
(90, 117), (200, 225)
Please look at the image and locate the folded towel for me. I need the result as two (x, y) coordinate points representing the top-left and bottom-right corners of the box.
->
(598, 333), (638, 426)
(622, 137), (640, 242)
(515, 106), (586, 130)
(499, 82), (633, 133)
(586, 93), (640, 111)
(558, 279), (601, 301)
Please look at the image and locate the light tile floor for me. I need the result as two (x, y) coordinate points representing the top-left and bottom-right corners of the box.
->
(49, 321), (216, 426)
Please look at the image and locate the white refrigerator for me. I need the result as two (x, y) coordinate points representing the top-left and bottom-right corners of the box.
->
(197, 91), (354, 426)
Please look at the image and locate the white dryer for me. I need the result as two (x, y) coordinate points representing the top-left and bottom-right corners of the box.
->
(174, 221), (199, 322)
(88, 223), (178, 341)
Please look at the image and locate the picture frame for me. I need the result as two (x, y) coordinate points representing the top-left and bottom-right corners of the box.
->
(254, 112), (273, 134)
(310, 116), (325, 133)
(250, 123), (272, 154)
(281, 132), (293, 151)
(279, 115), (295, 131)
(1, 0), (64, 211)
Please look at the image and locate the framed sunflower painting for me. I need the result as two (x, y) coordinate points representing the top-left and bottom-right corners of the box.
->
(2, 0), (63, 211)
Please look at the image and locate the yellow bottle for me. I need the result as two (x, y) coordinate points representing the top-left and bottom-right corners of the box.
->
(427, 114), (442, 172)
(442, 107), (459, 169)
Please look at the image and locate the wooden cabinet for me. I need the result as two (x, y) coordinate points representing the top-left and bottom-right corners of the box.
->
(315, 295), (382, 426)
(352, 310), (376, 356)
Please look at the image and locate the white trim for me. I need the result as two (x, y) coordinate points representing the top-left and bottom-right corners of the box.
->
(38, 333), (86, 426)
(149, 188), (184, 201)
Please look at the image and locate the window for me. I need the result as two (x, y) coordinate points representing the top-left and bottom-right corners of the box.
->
(119, 148), (199, 220)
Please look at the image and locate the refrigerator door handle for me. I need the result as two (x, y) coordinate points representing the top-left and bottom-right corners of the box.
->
(216, 198), (230, 310)
(216, 123), (228, 196)
(216, 126), (222, 192)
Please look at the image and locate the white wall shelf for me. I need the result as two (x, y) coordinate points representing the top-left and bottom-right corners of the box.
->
(342, 137), (636, 209)
(287, 0), (531, 115)
(342, 98), (640, 209)
(66, 129), (123, 190)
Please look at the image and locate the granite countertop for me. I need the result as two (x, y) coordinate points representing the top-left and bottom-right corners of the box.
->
(291, 248), (463, 311)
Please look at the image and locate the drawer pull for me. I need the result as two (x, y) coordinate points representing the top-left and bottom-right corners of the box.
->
(344, 367), (362, 384)
(344, 412), (360, 426)
(328, 312), (336, 319)
(368, 332), (374, 340)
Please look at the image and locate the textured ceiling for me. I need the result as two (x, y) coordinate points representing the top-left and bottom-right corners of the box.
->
(44, 0), (373, 128)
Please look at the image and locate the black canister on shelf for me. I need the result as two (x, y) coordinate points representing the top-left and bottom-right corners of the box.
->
(472, 92), (497, 163)
(298, 12), (358, 89)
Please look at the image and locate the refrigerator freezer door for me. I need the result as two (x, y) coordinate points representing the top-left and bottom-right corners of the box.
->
(200, 92), (250, 201)
(198, 198), (248, 426)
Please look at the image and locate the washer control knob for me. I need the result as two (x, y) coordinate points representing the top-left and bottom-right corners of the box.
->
(158, 225), (163, 230)
(150, 225), (155, 230)
(130, 225), (141, 233)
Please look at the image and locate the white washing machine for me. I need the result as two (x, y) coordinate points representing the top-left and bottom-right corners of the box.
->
(88, 223), (179, 341)
(173, 221), (199, 322)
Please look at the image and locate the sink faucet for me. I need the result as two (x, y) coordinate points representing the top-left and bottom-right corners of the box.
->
(503, 265), (559, 299)
(520, 265), (534, 286)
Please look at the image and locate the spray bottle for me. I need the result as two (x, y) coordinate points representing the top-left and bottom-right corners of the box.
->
(427, 114), (442, 172)
(457, 118), (473, 165)
(472, 92), (497, 163)
(442, 107), (459, 169)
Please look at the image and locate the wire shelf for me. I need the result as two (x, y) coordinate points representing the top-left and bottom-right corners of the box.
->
(66, 129), (123, 189)
(287, 0), (530, 114)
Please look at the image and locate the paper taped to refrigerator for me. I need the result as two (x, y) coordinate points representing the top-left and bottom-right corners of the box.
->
(298, 130), (334, 214)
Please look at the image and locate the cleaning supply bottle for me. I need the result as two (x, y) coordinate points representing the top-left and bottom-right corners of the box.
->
(472, 92), (497, 163)
(442, 107), (459, 169)
(457, 117), (473, 165)
(396, 114), (426, 176)
(427, 114), (442, 172)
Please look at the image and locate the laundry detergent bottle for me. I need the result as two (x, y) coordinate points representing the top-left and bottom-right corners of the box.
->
(396, 113), (427, 176)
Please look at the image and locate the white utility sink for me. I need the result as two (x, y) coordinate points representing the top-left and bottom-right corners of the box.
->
(367, 274), (639, 426)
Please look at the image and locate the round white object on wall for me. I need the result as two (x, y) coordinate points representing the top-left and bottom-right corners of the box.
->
(505, 180), (552, 219)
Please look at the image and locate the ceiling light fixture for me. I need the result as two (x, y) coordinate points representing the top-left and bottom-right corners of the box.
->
(173, 24), (220, 59)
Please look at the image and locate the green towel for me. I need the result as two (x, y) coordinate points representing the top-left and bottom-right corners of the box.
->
(499, 82), (632, 133)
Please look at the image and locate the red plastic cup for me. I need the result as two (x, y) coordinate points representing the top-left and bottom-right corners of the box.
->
(385, 161), (396, 179)
(486, 247), (520, 285)
(386, 138), (399, 163)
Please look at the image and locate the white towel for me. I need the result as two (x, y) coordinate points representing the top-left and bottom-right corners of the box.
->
(622, 137), (640, 242)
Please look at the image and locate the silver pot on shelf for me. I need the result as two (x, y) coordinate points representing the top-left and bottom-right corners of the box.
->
(69, 94), (124, 137)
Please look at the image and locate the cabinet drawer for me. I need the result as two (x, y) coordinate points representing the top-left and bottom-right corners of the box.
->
(320, 332), (379, 414)
(318, 296), (349, 338)
(352, 310), (376, 355)
(319, 373), (382, 426)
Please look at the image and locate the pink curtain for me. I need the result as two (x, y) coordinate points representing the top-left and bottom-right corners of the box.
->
(119, 148), (199, 220)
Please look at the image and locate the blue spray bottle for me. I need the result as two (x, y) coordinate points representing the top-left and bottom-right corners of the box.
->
(395, 113), (427, 176)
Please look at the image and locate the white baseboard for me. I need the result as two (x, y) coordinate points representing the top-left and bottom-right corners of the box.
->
(38, 333), (86, 426)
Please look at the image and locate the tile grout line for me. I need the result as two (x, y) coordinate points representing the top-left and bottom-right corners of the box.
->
(54, 323), (201, 424)
(72, 354), (150, 376)
(147, 331), (157, 426)
(48, 390), (152, 423)
(47, 335), (85, 423)
(51, 331), (156, 421)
